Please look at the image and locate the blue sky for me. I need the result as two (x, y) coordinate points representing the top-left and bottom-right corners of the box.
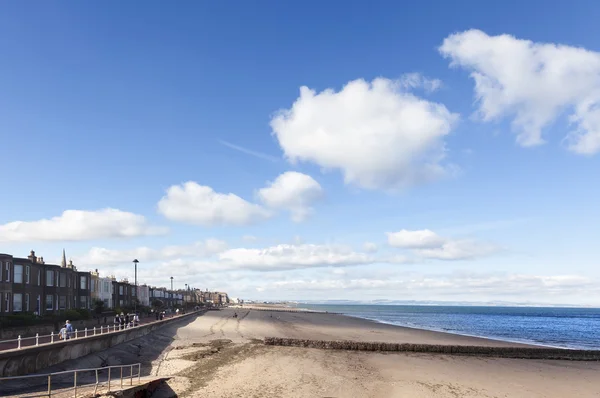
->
(1, 1), (600, 305)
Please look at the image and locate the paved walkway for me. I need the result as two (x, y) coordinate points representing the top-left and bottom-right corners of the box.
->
(0, 313), (183, 352)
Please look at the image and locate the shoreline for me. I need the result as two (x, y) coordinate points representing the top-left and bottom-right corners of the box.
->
(282, 303), (599, 351)
(347, 314), (580, 351)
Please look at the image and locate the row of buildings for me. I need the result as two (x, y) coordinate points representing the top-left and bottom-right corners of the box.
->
(0, 250), (230, 316)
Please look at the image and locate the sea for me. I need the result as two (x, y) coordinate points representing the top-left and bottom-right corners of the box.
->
(298, 304), (600, 350)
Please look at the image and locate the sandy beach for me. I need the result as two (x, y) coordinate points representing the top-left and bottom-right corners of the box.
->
(7, 308), (598, 398)
(150, 308), (600, 397)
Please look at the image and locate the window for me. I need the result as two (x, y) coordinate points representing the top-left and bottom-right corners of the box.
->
(25, 294), (30, 312)
(80, 296), (87, 309)
(36, 295), (40, 314)
(59, 296), (66, 310)
(104, 281), (110, 293)
(80, 276), (87, 290)
(91, 280), (95, 293)
(46, 270), (54, 286)
(13, 293), (22, 312)
(4, 293), (10, 312)
(119, 299), (124, 306)
(132, 288), (136, 297)
(59, 273), (66, 288)
(5, 262), (10, 282)
(14, 265), (23, 283)
(55, 294), (58, 310)
(37, 270), (41, 286)
(26, 265), (30, 284)
(119, 286), (123, 295)
(103, 298), (109, 307)
(45, 295), (53, 310)
(68, 273), (71, 288)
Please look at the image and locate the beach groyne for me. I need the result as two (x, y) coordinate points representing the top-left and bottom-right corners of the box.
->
(264, 337), (600, 361)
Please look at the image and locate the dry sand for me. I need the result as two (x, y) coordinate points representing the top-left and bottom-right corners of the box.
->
(152, 308), (600, 397)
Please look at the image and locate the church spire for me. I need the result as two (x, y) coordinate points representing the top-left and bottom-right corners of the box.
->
(61, 249), (67, 268)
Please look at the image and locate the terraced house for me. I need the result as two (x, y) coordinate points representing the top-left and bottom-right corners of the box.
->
(0, 250), (92, 316)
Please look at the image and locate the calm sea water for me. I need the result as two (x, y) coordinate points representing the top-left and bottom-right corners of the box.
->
(299, 304), (600, 350)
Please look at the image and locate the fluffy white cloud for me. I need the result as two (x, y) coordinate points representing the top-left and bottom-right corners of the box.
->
(157, 182), (271, 226)
(387, 229), (499, 260)
(387, 229), (446, 249)
(440, 29), (600, 154)
(77, 238), (228, 266)
(257, 171), (323, 222)
(0, 209), (167, 242)
(270, 76), (459, 190)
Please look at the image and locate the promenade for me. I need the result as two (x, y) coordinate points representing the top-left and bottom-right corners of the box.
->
(0, 312), (180, 352)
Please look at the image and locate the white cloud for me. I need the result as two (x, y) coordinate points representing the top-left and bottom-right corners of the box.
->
(257, 171), (323, 222)
(157, 182), (271, 226)
(270, 77), (459, 190)
(242, 235), (259, 243)
(217, 243), (377, 271)
(399, 72), (442, 93)
(363, 242), (378, 253)
(77, 238), (228, 266)
(415, 240), (499, 261)
(256, 273), (598, 298)
(387, 229), (446, 249)
(440, 29), (600, 154)
(387, 229), (499, 260)
(0, 209), (167, 242)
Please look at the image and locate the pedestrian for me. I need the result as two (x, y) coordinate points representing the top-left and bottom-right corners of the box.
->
(59, 325), (67, 340)
(65, 320), (74, 339)
(134, 313), (140, 326)
(155, 311), (159, 321)
(125, 313), (130, 325)
(120, 313), (125, 329)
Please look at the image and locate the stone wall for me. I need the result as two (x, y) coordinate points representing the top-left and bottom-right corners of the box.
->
(0, 311), (201, 377)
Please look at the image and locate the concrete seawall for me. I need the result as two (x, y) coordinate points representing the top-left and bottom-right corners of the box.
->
(0, 311), (202, 377)
(264, 337), (600, 361)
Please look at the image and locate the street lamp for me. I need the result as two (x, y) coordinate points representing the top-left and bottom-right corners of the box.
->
(170, 276), (173, 307)
(133, 259), (139, 315)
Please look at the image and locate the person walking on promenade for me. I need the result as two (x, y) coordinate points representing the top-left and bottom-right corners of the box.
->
(125, 313), (130, 326)
(65, 320), (74, 340)
(120, 313), (125, 330)
(114, 314), (120, 329)
(59, 324), (67, 340)
(134, 313), (140, 326)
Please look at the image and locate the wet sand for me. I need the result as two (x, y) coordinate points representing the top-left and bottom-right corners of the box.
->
(154, 308), (600, 397)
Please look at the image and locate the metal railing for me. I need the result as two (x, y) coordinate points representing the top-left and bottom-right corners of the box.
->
(0, 311), (188, 352)
(0, 363), (141, 397)
(0, 323), (142, 351)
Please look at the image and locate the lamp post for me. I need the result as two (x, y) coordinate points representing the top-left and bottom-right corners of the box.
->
(133, 259), (139, 315)
(170, 276), (173, 308)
